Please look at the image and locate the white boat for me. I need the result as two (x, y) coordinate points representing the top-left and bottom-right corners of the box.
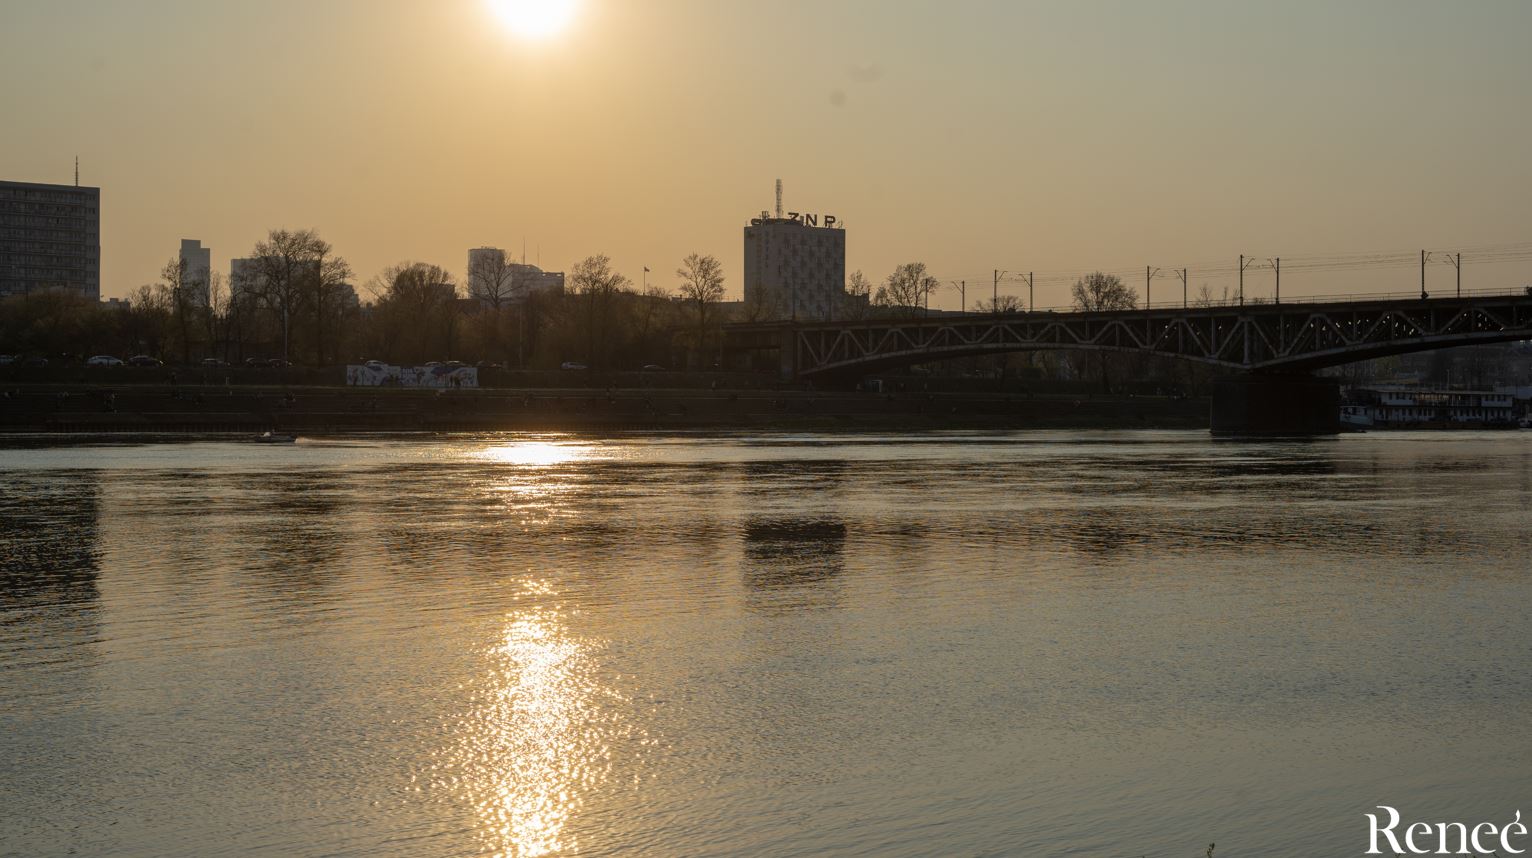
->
(255, 431), (297, 444)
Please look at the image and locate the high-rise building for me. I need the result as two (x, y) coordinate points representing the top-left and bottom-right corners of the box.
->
(179, 239), (211, 306)
(229, 257), (260, 301)
(743, 204), (846, 321)
(0, 179), (101, 300)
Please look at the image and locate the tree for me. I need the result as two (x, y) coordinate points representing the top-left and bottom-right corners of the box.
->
(843, 270), (873, 320)
(205, 270), (228, 361)
(1071, 271), (1137, 391)
(976, 294), (1024, 313)
(569, 254), (631, 368)
(676, 252), (725, 364)
(160, 256), (195, 365)
(875, 262), (941, 317)
(312, 246), (354, 367)
(468, 250), (518, 310)
(1071, 271), (1137, 313)
(244, 228), (348, 365)
(365, 262), (459, 365)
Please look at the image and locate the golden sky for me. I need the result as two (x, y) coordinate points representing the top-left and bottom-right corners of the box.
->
(3, 0), (1530, 308)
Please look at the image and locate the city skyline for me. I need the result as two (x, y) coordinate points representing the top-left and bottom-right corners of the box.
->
(4, 0), (1532, 309)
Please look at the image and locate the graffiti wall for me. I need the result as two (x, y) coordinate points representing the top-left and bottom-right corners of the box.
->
(345, 365), (478, 388)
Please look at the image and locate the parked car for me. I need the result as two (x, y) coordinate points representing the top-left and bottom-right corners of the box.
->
(200, 357), (229, 367)
(243, 357), (267, 368)
(86, 355), (124, 366)
(21, 356), (49, 368)
(0, 354), (15, 366)
(641, 364), (666, 371)
(127, 355), (162, 367)
(423, 361), (443, 368)
(560, 361), (589, 371)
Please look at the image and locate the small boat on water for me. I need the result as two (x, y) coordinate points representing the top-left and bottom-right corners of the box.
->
(255, 430), (298, 444)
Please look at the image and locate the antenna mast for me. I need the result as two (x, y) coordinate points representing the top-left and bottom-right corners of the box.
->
(775, 179), (782, 219)
(74, 156), (79, 187)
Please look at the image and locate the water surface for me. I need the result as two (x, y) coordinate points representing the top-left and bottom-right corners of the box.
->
(3, 431), (1530, 856)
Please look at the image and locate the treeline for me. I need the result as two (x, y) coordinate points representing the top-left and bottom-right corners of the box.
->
(0, 229), (735, 371)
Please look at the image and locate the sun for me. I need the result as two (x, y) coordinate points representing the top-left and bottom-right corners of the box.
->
(488, 0), (579, 39)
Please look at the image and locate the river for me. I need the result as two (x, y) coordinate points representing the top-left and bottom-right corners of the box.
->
(3, 431), (1530, 857)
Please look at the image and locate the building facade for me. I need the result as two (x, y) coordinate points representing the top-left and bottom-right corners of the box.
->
(0, 180), (101, 300)
(743, 213), (846, 321)
(179, 239), (211, 306)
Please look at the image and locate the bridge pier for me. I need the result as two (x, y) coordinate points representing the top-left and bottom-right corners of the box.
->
(1211, 373), (1340, 436)
(778, 327), (797, 382)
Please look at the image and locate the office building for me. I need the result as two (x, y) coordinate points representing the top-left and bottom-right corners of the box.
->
(743, 205), (846, 321)
(179, 239), (211, 306)
(0, 179), (101, 300)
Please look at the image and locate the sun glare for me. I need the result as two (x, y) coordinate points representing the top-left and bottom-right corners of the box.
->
(488, 0), (579, 39)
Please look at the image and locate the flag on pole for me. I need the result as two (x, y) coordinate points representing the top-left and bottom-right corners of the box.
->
(643, 267), (650, 272)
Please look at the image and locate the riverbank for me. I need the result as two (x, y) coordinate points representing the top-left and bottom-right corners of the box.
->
(0, 382), (1209, 433)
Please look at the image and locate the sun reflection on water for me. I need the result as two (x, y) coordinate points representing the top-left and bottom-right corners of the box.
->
(445, 580), (636, 857)
(474, 440), (595, 468)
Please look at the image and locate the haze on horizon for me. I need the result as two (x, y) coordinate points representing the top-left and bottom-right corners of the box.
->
(3, 0), (1530, 309)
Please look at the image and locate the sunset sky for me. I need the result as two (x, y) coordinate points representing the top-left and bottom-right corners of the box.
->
(4, 0), (1530, 308)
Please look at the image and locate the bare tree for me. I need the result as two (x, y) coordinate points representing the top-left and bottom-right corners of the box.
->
(247, 229), (315, 364)
(205, 270), (227, 361)
(366, 262), (459, 364)
(676, 252), (725, 362)
(1070, 272), (1136, 391)
(842, 270), (873, 320)
(313, 245), (354, 367)
(241, 229), (349, 365)
(975, 294), (1024, 313)
(875, 262), (941, 317)
(569, 254), (631, 368)
(1192, 283), (1233, 308)
(160, 256), (194, 364)
(468, 250), (518, 310)
(1071, 271), (1138, 313)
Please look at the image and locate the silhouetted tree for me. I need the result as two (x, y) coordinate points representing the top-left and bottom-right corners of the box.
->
(676, 252), (724, 363)
(1071, 271), (1137, 313)
(842, 270), (873, 320)
(569, 254), (630, 368)
(242, 229), (348, 365)
(160, 256), (195, 365)
(467, 251), (518, 310)
(875, 262), (941, 317)
(365, 262), (460, 365)
(1071, 271), (1137, 391)
(976, 294), (1024, 313)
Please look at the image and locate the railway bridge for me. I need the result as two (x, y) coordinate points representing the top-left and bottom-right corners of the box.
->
(724, 290), (1532, 434)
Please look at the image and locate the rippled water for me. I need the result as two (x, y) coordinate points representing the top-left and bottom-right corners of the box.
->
(3, 431), (1530, 857)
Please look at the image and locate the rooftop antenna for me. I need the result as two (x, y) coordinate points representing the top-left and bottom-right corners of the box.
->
(522, 237), (526, 265)
(775, 178), (782, 219)
(74, 156), (79, 187)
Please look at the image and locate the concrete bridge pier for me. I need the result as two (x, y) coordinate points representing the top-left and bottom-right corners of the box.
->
(1211, 373), (1340, 436)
